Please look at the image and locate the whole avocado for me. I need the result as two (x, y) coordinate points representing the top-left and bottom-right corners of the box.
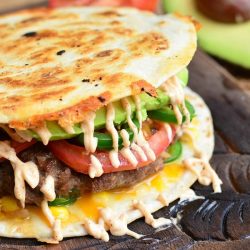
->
(163, 0), (250, 69)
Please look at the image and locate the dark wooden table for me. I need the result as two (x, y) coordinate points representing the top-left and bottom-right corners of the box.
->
(0, 2), (250, 249)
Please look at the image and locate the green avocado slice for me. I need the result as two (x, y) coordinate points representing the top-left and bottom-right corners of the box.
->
(27, 70), (188, 141)
(163, 0), (250, 69)
(28, 89), (170, 141)
(177, 67), (189, 87)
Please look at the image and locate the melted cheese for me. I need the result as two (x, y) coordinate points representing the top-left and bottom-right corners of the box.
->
(106, 103), (120, 168)
(89, 155), (103, 178)
(183, 158), (222, 193)
(81, 112), (98, 153)
(133, 200), (171, 228)
(33, 123), (51, 145)
(0, 141), (39, 208)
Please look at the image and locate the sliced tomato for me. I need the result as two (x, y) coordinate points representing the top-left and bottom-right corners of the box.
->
(49, 0), (158, 11)
(130, 0), (158, 11)
(0, 140), (36, 162)
(48, 124), (175, 174)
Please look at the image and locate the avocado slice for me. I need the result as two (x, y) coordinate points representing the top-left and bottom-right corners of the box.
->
(28, 69), (188, 141)
(177, 67), (189, 86)
(163, 0), (250, 69)
(28, 89), (170, 141)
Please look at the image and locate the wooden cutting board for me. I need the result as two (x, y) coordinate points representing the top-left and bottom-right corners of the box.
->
(0, 2), (250, 249)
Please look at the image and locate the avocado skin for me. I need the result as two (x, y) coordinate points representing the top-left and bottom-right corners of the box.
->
(163, 0), (250, 69)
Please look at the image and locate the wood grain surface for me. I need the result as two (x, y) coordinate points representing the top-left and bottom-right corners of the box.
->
(0, 1), (250, 249)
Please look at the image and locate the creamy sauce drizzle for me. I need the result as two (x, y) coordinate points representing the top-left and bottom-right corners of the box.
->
(121, 97), (155, 162)
(137, 131), (156, 161)
(120, 129), (130, 148)
(100, 208), (142, 239)
(0, 125), (25, 142)
(61, 124), (75, 134)
(34, 123), (51, 145)
(157, 193), (169, 206)
(164, 124), (173, 143)
(179, 188), (204, 203)
(133, 95), (155, 161)
(133, 200), (171, 228)
(120, 127), (139, 166)
(120, 147), (138, 167)
(0, 141), (39, 208)
(89, 154), (103, 178)
(84, 218), (109, 242)
(162, 76), (190, 126)
(183, 158), (222, 193)
(131, 142), (147, 161)
(121, 98), (138, 137)
(106, 103), (120, 168)
(15, 129), (33, 142)
(40, 175), (63, 242)
(81, 112), (98, 153)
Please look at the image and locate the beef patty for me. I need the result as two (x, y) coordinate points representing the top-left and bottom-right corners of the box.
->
(0, 144), (164, 206)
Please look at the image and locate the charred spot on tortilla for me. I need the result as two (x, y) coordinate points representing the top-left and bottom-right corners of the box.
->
(22, 31), (37, 37)
(98, 96), (106, 103)
(82, 79), (90, 83)
(56, 50), (66, 56)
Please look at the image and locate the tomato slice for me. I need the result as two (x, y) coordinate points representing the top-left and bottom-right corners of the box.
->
(49, 0), (158, 11)
(130, 0), (158, 11)
(48, 124), (175, 174)
(0, 140), (36, 162)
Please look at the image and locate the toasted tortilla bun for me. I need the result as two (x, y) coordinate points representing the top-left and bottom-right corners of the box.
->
(0, 7), (196, 129)
(0, 87), (214, 240)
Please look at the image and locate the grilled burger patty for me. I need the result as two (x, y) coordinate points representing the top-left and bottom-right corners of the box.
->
(0, 144), (164, 206)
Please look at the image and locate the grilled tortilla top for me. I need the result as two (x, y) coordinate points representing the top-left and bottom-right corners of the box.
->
(0, 7), (197, 130)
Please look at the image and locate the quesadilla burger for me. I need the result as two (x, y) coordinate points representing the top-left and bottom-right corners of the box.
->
(0, 7), (222, 243)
